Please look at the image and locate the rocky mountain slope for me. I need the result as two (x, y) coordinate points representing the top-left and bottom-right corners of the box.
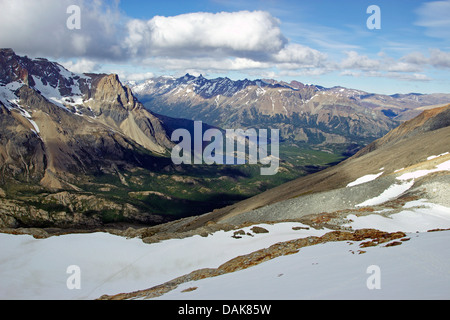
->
(0, 49), (174, 183)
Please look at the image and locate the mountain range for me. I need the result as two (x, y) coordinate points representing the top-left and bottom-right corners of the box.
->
(131, 74), (450, 149)
(1, 48), (449, 231)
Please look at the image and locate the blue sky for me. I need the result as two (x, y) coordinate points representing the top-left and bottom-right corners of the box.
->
(1, 0), (449, 94)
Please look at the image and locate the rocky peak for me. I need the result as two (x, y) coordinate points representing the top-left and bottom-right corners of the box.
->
(0, 48), (32, 86)
(92, 74), (138, 111)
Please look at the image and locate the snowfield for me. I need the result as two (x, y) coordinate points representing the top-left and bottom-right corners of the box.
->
(0, 222), (329, 300)
(396, 160), (450, 181)
(347, 199), (450, 233)
(157, 198), (450, 300)
(1, 198), (449, 300)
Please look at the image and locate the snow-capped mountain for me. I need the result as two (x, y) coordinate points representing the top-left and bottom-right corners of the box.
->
(132, 74), (450, 122)
(131, 74), (450, 152)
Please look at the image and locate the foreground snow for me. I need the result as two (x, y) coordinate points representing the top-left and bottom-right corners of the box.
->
(0, 222), (327, 300)
(0, 198), (449, 300)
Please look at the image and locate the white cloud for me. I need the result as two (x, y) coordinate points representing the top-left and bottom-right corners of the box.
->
(121, 72), (155, 82)
(59, 58), (100, 74)
(342, 70), (431, 82)
(272, 44), (328, 68)
(400, 52), (429, 66)
(340, 51), (381, 71)
(141, 56), (271, 74)
(123, 11), (287, 59)
(429, 48), (450, 68)
(338, 49), (450, 76)
(399, 49), (450, 69)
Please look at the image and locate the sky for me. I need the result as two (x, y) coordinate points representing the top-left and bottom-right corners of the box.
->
(0, 0), (449, 94)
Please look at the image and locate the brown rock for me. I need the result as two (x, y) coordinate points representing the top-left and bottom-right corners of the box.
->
(250, 226), (269, 234)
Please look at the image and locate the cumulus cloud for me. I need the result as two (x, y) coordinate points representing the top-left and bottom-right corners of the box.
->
(272, 44), (328, 69)
(123, 11), (287, 60)
(0, 1), (292, 69)
(429, 48), (450, 68)
(120, 72), (155, 82)
(400, 52), (429, 66)
(340, 51), (381, 71)
(339, 49), (450, 73)
(400, 49), (450, 69)
(140, 57), (271, 75)
(340, 70), (431, 82)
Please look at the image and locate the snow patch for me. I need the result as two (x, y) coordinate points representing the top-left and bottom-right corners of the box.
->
(32, 76), (84, 111)
(396, 160), (450, 181)
(0, 81), (24, 109)
(347, 172), (383, 187)
(427, 152), (449, 161)
(256, 87), (266, 97)
(355, 180), (414, 207)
